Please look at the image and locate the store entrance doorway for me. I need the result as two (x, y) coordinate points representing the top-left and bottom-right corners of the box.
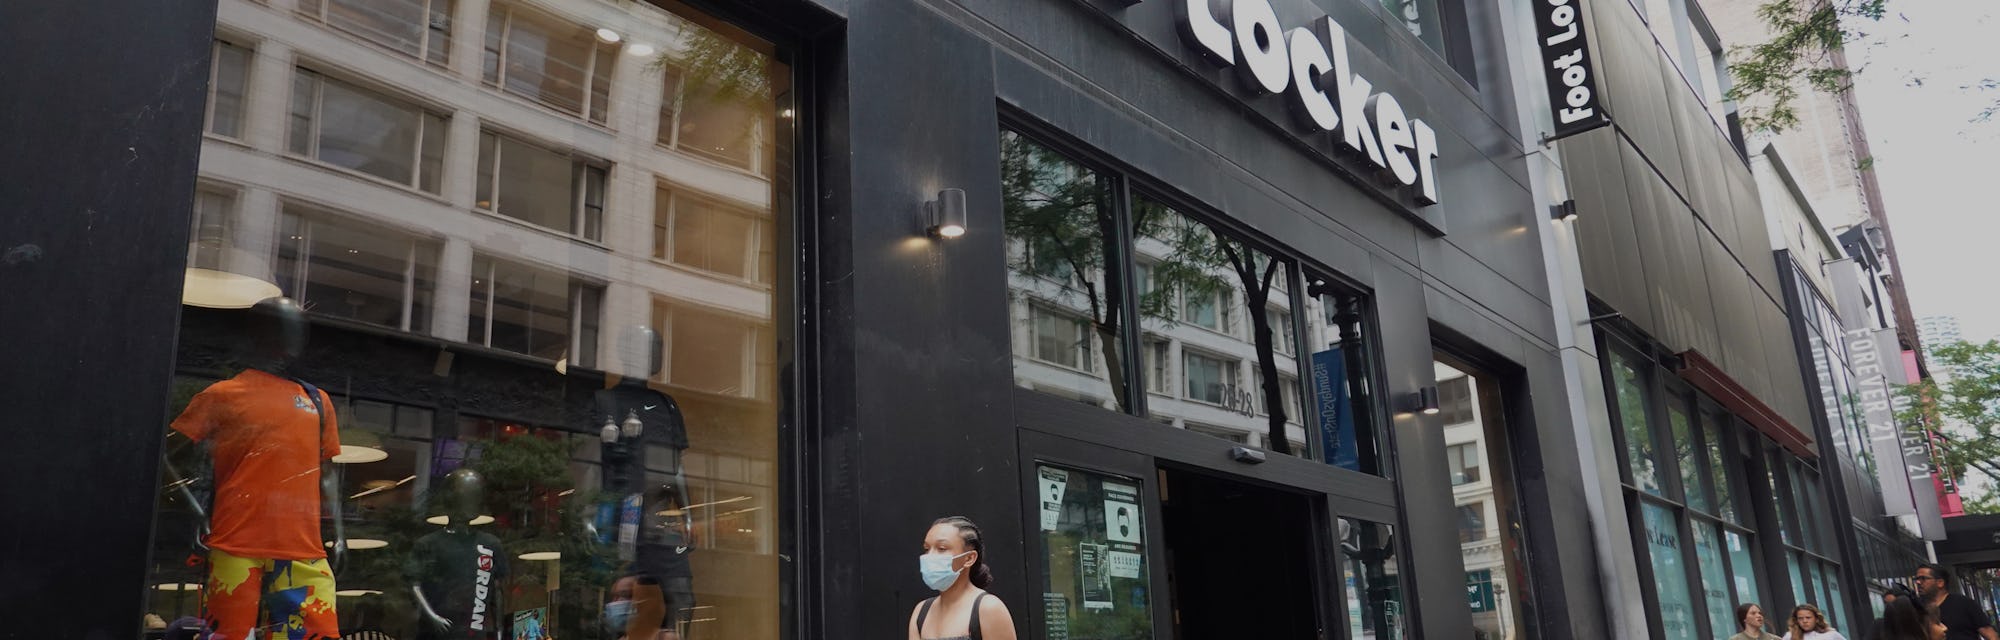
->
(1160, 466), (1319, 639)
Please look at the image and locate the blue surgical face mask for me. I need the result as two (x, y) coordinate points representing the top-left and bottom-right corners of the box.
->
(604, 600), (634, 631)
(919, 551), (971, 591)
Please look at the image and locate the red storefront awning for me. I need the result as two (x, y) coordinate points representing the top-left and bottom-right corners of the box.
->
(1672, 349), (1816, 458)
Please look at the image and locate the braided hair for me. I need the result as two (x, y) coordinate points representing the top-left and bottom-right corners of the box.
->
(932, 516), (994, 588)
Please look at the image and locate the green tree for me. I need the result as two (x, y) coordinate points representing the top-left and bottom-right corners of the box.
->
(1729, 0), (1998, 132)
(1894, 339), (2000, 514)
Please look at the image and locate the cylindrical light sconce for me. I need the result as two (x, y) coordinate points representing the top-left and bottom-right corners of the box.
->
(926, 188), (968, 238)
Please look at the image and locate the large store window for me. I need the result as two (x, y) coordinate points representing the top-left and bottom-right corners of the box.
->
(1604, 343), (1767, 640)
(998, 127), (1383, 467)
(1434, 354), (1535, 640)
(149, 1), (792, 638)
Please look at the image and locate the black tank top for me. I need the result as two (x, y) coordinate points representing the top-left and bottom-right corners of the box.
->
(916, 593), (987, 640)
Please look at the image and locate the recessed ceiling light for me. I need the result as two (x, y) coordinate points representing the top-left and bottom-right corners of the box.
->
(596, 28), (621, 43)
(326, 538), (389, 550)
(426, 514), (496, 526)
(628, 43), (656, 57)
(332, 445), (389, 464)
(181, 268), (282, 310)
(335, 589), (383, 597)
(519, 551), (562, 561)
(153, 583), (203, 591)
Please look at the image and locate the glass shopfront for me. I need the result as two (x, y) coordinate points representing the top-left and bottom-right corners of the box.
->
(142, 0), (792, 637)
(999, 129), (1382, 470)
(1602, 341), (1776, 640)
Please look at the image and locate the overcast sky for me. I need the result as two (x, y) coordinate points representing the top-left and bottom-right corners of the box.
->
(1848, 2), (1999, 342)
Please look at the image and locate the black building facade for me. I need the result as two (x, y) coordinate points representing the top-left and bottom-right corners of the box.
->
(5, 0), (1614, 638)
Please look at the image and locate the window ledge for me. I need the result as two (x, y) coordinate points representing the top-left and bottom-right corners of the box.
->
(201, 132), (255, 150)
(281, 153), (450, 204)
(655, 142), (765, 178)
(1024, 356), (1095, 377)
(483, 85), (614, 133)
(648, 257), (775, 291)
(467, 207), (613, 250)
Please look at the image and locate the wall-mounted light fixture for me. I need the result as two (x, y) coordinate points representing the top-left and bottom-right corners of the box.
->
(1406, 386), (1440, 415)
(925, 188), (968, 238)
(1550, 199), (1579, 222)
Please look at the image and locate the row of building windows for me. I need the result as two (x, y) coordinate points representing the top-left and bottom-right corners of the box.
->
(191, 4), (781, 383)
(241, 0), (777, 171)
(207, 43), (777, 259)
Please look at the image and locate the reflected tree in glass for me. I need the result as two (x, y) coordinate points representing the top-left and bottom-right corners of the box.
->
(1134, 200), (1296, 454)
(1001, 132), (1133, 410)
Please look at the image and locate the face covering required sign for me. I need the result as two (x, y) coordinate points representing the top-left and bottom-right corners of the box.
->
(1168, 0), (1443, 206)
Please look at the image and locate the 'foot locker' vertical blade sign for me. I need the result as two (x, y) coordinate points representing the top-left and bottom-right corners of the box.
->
(1537, 0), (1610, 139)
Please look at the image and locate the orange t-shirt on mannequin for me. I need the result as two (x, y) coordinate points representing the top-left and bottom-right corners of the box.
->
(172, 369), (341, 560)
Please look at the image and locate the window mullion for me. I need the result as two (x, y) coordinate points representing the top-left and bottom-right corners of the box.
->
(401, 240), (416, 331)
(309, 76), (325, 158)
(570, 281), (582, 360)
(571, 162), (585, 236)
(581, 41), (599, 119)
(1110, 175), (1145, 418)
(410, 111), (427, 187)
(205, 43), (221, 132)
(483, 260), (496, 346)
(490, 138), (503, 211)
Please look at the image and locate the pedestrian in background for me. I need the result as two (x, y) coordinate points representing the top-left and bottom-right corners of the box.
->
(1914, 564), (2000, 640)
(1862, 585), (1922, 640)
(1874, 595), (1947, 640)
(1732, 603), (1774, 640)
(1786, 604), (1849, 640)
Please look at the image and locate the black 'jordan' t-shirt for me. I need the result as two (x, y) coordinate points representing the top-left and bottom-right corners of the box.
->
(407, 530), (508, 639)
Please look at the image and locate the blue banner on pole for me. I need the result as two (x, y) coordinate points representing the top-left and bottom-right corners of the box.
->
(1312, 348), (1358, 470)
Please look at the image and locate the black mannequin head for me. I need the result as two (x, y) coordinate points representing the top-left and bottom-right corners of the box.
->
(616, 325), (663, 380)
(435, 468), (486, 528)
(238, 297), (308, 371)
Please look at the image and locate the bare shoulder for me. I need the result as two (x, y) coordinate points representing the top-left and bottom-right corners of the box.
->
(976, 592), (1014, 615)
(974, 592), (1017, 640)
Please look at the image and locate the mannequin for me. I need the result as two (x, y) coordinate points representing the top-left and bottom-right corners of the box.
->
(595, 326), (695, 636)
(167, 297), (345, 640)
(409, 469), (507, 639)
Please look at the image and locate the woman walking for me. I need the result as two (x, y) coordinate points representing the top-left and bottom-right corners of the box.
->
(1733, 603), (1774, 640)
(908, 516), (1017, 640)
(1785, 604), (1849, 640)
(1872, 596), (1947, 640)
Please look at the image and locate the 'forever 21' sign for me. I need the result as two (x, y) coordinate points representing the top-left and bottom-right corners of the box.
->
(1536, 0), (1610, 138)
(1167, 0), (1444, 206)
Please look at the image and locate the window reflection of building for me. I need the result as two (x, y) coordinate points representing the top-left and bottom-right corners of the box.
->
(1436, 358), (1530, 640)
(152, 0), (790, 637)
(1000, 137), (1381, 463)
(288, 69), (449, 193)
(277, 206), (440, 333)
(298, 0), (455, 67)
(483, 3), (615, 123)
